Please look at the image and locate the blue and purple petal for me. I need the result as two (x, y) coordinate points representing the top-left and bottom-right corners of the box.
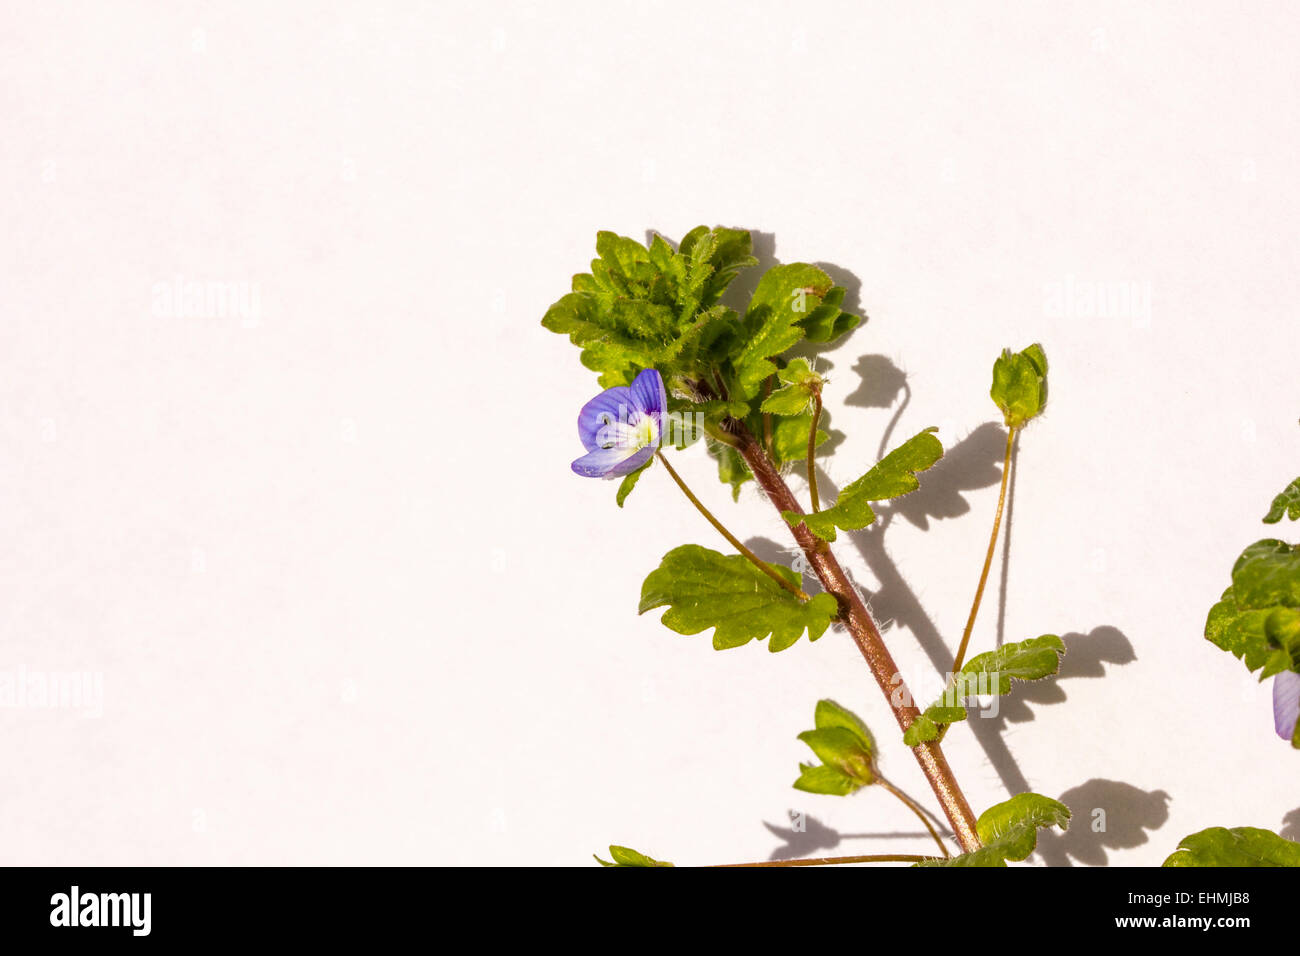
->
(576, 385), (637, 453)
(1273, 670), (1300, 741)
(571, 443), (656, 479)
(628, 367), (668, 419)
(571, 368), (667, 479)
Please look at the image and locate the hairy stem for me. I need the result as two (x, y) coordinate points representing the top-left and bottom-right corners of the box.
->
(763, 375), (775, 459)
(807, 391), (823, 513)
(655, 450), (810, 601)
(712, 853), (937, 868)
(950, 426), (1016, 675)
(727, 419), (982, 853)
(877, 776), (951, 858)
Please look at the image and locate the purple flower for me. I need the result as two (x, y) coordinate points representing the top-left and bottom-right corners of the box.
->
(571, 368), (668, 479)
(1273, 671), (1300, 742)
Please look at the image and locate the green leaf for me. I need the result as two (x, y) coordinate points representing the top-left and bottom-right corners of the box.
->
(639, 544), (839, 652)
(797, 728), (876, 787)
(678, 225), (758, 309)
(770, 412), (828, 464)
(1163, 827), (1300, 867)
(705, 438), (752, 501)
(732, 264), (834, 397)
(919, 793), (1070, 867)
(902, 716), (940, 746)
(790, 429), (944, 542)
(976, 793), (1071, 860)
(990, 344), (1048, 429)
(813, 698), (876, 753)
(760, 357), (825, 416)
(761, 385), (813, 416)
(797, 285), (860, 344)
(792, 699), (878, 794)
(1206, 539), (1300, 679)
(542, 227), (758, 390)
(1232, 538), (1300, 609)
(959, 635), (1068, 690)
(595, 845), (675, 867)
(904, 635), (1066, 745)
(793, 762), (859, 796)
(1264, 478), (1300, 524)
(616, 460), (652, 508)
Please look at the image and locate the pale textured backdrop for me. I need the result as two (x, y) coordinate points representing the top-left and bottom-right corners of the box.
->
(2, 1), (1298, 865)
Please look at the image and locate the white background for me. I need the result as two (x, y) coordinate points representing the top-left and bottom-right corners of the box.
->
(3, 1), (1298, 866)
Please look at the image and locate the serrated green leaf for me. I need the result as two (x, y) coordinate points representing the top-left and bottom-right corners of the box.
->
(595, 845), (675, 867)
(542, 227), (759, 390)
(791, 429), (944, 542)
(1163, 827), (1300, 867)
(639, 544), (839, 652)
(977, 793), (1071, 861)
(902, 715), (940, 747)
(798, 285), (861, 344)
(960, 634), (1068, 690)
(918, 793), (1070, 867)
(760, 358), (824, 416)
(1206, 586), (1275, 671)
(679, 225), (757, 308)
(616, 460), (652, 508)
(762, 384), (814, 416)
(904, 635), (1066, 745)
(990, 344), (1048, 428)
(732, 264), (833, 397)
(1232, 538), (1300, 609)
(1207, 539), (1300, 680)
(1264, 478), (1300, 524)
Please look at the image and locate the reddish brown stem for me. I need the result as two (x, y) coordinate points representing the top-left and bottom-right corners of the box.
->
(728, 419), (982, 853)
(713, 853), (935, 868)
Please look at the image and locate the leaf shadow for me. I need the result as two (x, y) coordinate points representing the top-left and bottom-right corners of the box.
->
(1050, 779), (1172, 866)
(890, 421), (1007, 531)
(991, 626), (1137, 724)
(1281, 808), (1300, 842)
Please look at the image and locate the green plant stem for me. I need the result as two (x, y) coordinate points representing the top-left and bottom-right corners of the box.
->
(726, 418), (982, 853)
(877, 776), (951, 858)
(655, 450), (810, 601)
(950, 426), (1017, 676)
(807, 390), (823, 512)
(712, 853), (937, 868)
